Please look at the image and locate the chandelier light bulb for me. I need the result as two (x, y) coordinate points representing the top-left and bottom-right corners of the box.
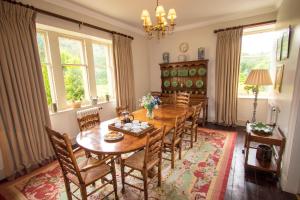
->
(167, 8), (177, 20)
(141, 9), (150, 20)
(156, 5), (166, 17)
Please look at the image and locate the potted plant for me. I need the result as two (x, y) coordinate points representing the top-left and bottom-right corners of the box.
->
(68, 91), (84, 109)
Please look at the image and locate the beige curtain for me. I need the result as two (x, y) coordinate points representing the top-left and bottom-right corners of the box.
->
(215, 28), (243, 126)
(0, 1), (53, 177)
(112, 34), (136, 111)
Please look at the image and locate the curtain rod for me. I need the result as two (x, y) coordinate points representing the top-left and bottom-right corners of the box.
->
(3, 0), (134, 40)
(214, 20), (276, 34)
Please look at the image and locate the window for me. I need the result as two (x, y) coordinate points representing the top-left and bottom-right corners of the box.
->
(37, 32), (55, 105)
(58, 37), (89, 103)
(92, 43), (114, 101)
(238, 31), (276, 97)
(36, 25), (114, 111)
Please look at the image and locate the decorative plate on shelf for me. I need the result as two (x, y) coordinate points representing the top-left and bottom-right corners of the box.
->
(178, 69), (189, 77)
(163, 70), (170, 77)
(171, 80), (178, 87)
(170, 69), (177, 77)
(195, 80), (204, 88)
(164, 80), (170, 87)
(189, 68), (197, 76)
(198, 67), (207, 76)
(186, 80), (193, 88)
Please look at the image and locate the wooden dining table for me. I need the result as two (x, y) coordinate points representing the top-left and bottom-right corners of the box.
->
(76, 104), (194, 156)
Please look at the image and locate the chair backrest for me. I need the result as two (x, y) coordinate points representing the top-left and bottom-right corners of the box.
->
(160, 93), (175, 104)
(191, 103), (203, 127)
(144, 127), (166, 168)
(173, 113), (187, 142)
(176, 92), (190, 106)
(116, 105), (129, 117)
(151, 91), (161, 97)
(45, 127), (83, 183)
(77, 107), (100, 131)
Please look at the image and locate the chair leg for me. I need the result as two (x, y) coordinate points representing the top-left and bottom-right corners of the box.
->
(111, 159), (119, 200)
(80, 186), (87, 200)
(120, 160), (125, 193)
(63, 178), (72, 200)
(190, 129), (194, 148)
(179, 141), (182, 160)
(143, 170), (148, 200)
(171, 146), (175, 169)
(158, 162), (162, 187)
(195, 127), (198, 142)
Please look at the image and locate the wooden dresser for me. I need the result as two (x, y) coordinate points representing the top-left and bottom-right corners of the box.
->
(159, 60), (209, 122)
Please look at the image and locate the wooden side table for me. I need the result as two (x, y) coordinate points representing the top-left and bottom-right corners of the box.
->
(244, 123), (286, 176)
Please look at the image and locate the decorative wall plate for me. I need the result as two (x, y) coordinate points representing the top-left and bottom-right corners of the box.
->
(189, 68), (197, 76)
(186, 80), (193, 88)
(178, 69), (189, 77)
(171, 80), (178, 87)
(164, 80), (170, 87)
(196, 80), (204, 88)
(163, 70), (170, 77)
(198, 67), (207, 76)
(179, 42), (189, 53)
(170, 69), (177, 77)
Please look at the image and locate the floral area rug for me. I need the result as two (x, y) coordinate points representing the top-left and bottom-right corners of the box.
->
(0, 128), (236, 200)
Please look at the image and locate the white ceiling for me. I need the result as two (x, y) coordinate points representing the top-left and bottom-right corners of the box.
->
(45, 0), (281, 33)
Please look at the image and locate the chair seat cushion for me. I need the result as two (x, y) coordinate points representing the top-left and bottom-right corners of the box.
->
(164, 133), (180, 145)
(123, 150), (145, 170)
(67, 157), (110, 186)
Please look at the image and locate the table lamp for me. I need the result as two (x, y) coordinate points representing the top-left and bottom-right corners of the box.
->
(245, 69), (273, 122)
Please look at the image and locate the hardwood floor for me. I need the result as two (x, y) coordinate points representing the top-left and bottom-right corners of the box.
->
(204, 123), (296, 200)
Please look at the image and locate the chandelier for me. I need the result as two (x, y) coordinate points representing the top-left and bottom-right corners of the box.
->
(140, 0), (177, 39)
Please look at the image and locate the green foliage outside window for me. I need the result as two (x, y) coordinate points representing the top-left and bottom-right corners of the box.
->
(41, 64), (52, 105)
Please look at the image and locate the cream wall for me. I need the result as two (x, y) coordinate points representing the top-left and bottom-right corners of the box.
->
(269, 0), (300, 193)
(148, 12), (277, 122)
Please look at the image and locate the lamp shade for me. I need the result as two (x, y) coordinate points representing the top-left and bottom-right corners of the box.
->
(245, 69), (273, 86)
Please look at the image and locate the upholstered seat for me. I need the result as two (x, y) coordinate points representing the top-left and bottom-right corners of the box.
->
(67, 157), (111, 186)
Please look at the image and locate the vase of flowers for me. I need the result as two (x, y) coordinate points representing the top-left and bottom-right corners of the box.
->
(140, 93), (161, 119)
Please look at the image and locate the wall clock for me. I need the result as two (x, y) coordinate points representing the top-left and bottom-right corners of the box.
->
(179, 42), (189, 53)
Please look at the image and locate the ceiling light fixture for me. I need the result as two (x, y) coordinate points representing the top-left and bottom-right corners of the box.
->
(140, 0), (177, 39)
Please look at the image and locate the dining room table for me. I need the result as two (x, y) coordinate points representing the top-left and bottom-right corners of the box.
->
(76, 104), (194, 156)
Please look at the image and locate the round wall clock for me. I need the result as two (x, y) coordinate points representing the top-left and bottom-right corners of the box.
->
(179, 42), (189, 53)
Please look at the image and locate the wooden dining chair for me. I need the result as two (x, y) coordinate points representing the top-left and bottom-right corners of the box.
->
(77, 107), (101, 158)
(163, 113), (187, 168)
(151, 91), (161, 97)
(77, 107), (101, 132)
(175, 92), (190, 106)
(184, 103), (203, 148)
(120, 127), (166, 200)
(116, 105), (129, 117)
(160, 93), (175, 104)
(45, 127), (118, 200)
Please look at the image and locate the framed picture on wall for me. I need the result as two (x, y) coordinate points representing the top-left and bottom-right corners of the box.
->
(281, 26), (291, 60)
(276, 36), (283, 61)
(274, 64), (284, 93)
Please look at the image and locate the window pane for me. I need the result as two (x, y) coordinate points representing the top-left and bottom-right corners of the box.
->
(37, 32), (47, 64)
(92, 44), (111, 99)
(41, 64), (53, 105)
(239, 32), (275, 96)
(63, 66), (87, 102)
(59, 37), (84, 65)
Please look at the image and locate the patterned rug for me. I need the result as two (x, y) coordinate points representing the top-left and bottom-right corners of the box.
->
(0, 128), (236, 200)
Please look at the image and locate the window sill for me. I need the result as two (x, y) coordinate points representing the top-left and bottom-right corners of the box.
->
(238, 96), (269, 100)
(49, 100), (116, 116)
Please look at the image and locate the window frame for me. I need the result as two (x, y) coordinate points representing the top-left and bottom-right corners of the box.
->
(238, 29), (276, 99)
(91, 41), (115, 101)
(36, 28), (115, 111)
(37, 31), (57, 105)
(58, 35), (91, 104)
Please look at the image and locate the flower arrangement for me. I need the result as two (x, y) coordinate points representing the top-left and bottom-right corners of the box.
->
(139, 93), (161, 119)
